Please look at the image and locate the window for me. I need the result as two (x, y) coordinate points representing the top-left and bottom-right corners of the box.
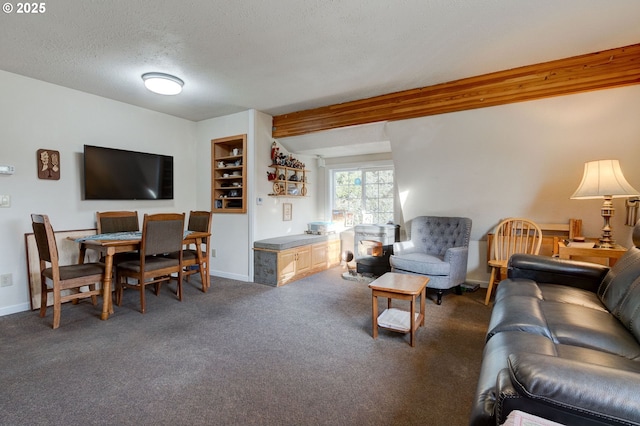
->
(332, 167), (394, 225)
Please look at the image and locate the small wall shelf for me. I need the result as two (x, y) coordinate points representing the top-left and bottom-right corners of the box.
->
(268, 165), (309, 197)
(212, 134), (247, 213)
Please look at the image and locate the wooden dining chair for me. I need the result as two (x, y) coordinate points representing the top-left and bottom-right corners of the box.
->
(31, 214), (105, 329)
(485, 218), (542, 305)
(96, 210), (141, 282)
(115, 213), (185, 313)
(96, 210), (139, 234)
(171, 210), (212, 292)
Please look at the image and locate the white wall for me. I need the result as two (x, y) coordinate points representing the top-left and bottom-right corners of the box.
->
(0, 70), (198, 315)
(194, 110), (322, 281)
(195, 111), (252, 281)
(253, 139), (320, 242)
(387, 86), (640, 283)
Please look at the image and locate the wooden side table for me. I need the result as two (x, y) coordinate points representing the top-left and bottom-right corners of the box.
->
(368, 272), (429, 347)
(557, 240), (627, 266)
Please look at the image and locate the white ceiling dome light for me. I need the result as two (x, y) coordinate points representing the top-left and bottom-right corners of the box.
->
(141, 72), (184, 95)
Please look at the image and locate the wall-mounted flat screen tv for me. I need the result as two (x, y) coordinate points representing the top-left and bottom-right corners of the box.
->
(83, 145), (174, 200)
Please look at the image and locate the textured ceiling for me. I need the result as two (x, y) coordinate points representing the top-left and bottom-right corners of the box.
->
(2, 0), (640, 124)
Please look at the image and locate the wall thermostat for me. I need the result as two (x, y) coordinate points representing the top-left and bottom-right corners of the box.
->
(0, 165), (15, 175)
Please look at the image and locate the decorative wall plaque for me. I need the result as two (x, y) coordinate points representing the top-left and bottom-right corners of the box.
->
(37, 149), (60, 180)
(283, 203), (292, 221)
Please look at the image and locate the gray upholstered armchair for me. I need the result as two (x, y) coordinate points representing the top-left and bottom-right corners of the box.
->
(390, 216), (472, 305)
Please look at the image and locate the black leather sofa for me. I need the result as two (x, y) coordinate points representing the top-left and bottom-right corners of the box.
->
(470, 222), (640, 426)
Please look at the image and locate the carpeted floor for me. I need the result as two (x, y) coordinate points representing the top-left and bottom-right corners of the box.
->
(0, 268), (491, 425)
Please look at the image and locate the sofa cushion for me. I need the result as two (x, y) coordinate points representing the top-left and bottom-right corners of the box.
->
(537, 283), (606, 312)
(493, 278), (542, 303)
(488, 280), (640, 358)
(486, 292), (552, 341)
(494, 279), (605, 311)
(598, 247), (640, 311)
(507, 353), (640, 426)
(615, 276), (640, 341)
(542, 301), (640, 359)
(389, 252), (450, 275)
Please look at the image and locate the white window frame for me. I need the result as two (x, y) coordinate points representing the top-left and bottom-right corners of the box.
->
(327, 161), (396, 226)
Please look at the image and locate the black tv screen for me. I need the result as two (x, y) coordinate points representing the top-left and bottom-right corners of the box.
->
(83, 145), (174, 200)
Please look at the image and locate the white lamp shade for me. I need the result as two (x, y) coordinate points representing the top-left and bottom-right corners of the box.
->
(142, 72), (183, 95)
(571, 159), (639, 199)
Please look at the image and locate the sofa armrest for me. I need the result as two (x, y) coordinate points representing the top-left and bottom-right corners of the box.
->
(393, 240), (418, 255)
(508, 254), (608, 292)
(444, 246), (469, 284)
(495, 352), (640, 425)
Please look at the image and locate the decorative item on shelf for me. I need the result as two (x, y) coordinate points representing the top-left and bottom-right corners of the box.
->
(37, 149), (60, 180)
(271, 141), (279, 163)
(273, 152), (305, 169)
(571, 159), (640, 248)
(267, 148), (308, 197)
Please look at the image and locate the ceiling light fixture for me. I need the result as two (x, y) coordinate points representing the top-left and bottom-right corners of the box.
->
(141, 72), (184, 95)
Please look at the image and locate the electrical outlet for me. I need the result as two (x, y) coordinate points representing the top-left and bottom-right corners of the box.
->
(0, 273), (13, 287)
(211, 249), (216, 257)
(0, 195), (10, 208)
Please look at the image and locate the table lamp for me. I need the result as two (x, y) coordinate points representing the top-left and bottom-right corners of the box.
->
(571, 159), (640, 248)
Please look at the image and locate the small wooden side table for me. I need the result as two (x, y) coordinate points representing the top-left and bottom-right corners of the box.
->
(557, 240), (627, 266)
(368, 272), (429, 347)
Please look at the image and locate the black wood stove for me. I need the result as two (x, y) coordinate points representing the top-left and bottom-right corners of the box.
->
(354, 224), (400, 276)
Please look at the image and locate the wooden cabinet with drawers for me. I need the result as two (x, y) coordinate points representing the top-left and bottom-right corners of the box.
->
(254, 235), (340, 286)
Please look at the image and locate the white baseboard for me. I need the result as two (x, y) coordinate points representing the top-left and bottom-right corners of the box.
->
(210, 271), (250, 282)
(0, 302), (31, 317)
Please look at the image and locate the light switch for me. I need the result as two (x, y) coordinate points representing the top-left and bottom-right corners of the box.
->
(0, 195), (10, 207)
(0, 165), (15, 175)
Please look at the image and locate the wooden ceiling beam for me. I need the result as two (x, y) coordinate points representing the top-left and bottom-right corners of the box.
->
(272, 43), (640, 138)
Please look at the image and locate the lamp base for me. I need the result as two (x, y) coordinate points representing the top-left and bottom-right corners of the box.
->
(598, 196), (615, 249)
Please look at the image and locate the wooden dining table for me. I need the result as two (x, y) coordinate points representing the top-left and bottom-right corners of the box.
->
(71, 230), (211, 320)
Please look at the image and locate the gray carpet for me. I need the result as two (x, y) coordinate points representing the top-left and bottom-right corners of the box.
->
(0, 268), (491, 425)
